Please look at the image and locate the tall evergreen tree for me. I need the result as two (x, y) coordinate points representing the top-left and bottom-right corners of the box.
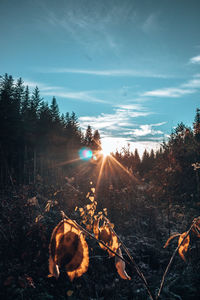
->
(85, 125), (93, 146)
(93, 129), (101, 150)
(31, 86), (42, 112)
(193, 108), (200, 141)
(50, 96), (60, 123)
(21, 85), (30, 116)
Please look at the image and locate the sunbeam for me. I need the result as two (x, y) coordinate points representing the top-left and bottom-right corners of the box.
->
(55, 157), (81, 167)
(95, 155), (107, 194)
(109, 155), (139, 184)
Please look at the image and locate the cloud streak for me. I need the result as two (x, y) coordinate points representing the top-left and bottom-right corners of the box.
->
(129, 123), (165, 137)
(24, 79), (109, 104)
(142, 87), (195, 98)
(189, 55), (200, 64)
(142, 73), (200, 98)
(40, 67), (167, 78)
(42, 90), (108, 104)
(79, 105), (151, 134)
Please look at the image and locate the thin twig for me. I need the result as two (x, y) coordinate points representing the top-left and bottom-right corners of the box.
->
(60, 211), (129, 265)
(104, 216), (155, 300)
(156, 217), (200, 299)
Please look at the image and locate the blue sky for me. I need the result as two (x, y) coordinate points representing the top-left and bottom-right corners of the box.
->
(1, 0), (200, 155)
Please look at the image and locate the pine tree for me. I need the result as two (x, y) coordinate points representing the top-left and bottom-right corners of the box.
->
(193, 108), (200, 141)
(31, 86), (42, 112)
(133, 148), (140, 171)
(93, 129), (101, 150)
(85, 125), (93, 146)
(14, 77), (24, 114)
(21, 85), (30, 116)
(50, 96), (60, 123)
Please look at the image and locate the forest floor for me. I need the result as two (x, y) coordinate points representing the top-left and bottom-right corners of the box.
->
(0, 179), (200, 300)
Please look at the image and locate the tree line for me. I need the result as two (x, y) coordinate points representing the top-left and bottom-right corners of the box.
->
(113, 109), (200, 203)
(1, 73), (200, 204)
(0, 74), (101, 186)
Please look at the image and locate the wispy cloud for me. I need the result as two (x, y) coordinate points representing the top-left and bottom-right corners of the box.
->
(142, 87), (195, 98)
(80, 105), (165, 155)
(141, 73), (200, 98)
(40, 67), (167, 78)
(24, 79), (109, 104)
(41, 3), (124, 56)
(42, 90), (108, 104)
(23, 79), (61, 91)
(129, 122), (165, 137)
(189, 55), (200, 64)
(79, 105), (151, 133)
(182, 75), (200, 88)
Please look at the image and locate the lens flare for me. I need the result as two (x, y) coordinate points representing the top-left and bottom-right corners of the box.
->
(79, 148), (93, 161)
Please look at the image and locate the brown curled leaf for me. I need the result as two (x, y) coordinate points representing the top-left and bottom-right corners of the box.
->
(178, 232), (190, 262)
(49, 219), (89, 281)
(163, 233), (181, 248)
(93, 217), (119, 257)
(115, 247), (131, 280)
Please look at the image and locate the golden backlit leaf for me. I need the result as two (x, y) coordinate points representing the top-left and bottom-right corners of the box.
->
(88, 210), (94, 217)
(115, 247), (131, 280)
(163, 233), (181, 248)
(103, 208), (108, 216)
(91, 187), (95, 193)
(93, 217), (119, 257)
(178, 232), (190, 262)
(86, 204), (91, 210)
(49, 219), (89, 281)
(35, 214), (43, 223)
(48, 255), (60, 279)
(89, 196), (94, 202)
(80, 211), (85, 217)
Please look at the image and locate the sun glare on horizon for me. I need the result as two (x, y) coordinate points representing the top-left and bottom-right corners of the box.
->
(101, 138), (116, 157)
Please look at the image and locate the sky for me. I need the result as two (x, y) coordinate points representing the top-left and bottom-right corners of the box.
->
(1, 0), (200, 156)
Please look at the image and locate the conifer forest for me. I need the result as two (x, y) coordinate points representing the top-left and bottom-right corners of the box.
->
(0, 74), (200, 300)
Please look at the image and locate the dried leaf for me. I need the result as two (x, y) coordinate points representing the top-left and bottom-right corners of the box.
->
(192, 218), (200, 238)
(86, 204), (92, 210)
(67, 290), (74, 297)
(89, 196), (94, 202)
(49, 219), (89, 281)
(178, 232), (190, 262)
(115, 248), (131, 280)
(25, 275), (35, 288)
(93, 217), (119, 257)
(48, 255), (60, 279)
(163, 233), (181, 248)
(93, 218), (100, 239)
(35, 214), (43, 223)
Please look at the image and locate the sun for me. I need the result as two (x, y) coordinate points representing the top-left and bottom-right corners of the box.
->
(101, 147), (111, 157)
(101, 138), (115, 157)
